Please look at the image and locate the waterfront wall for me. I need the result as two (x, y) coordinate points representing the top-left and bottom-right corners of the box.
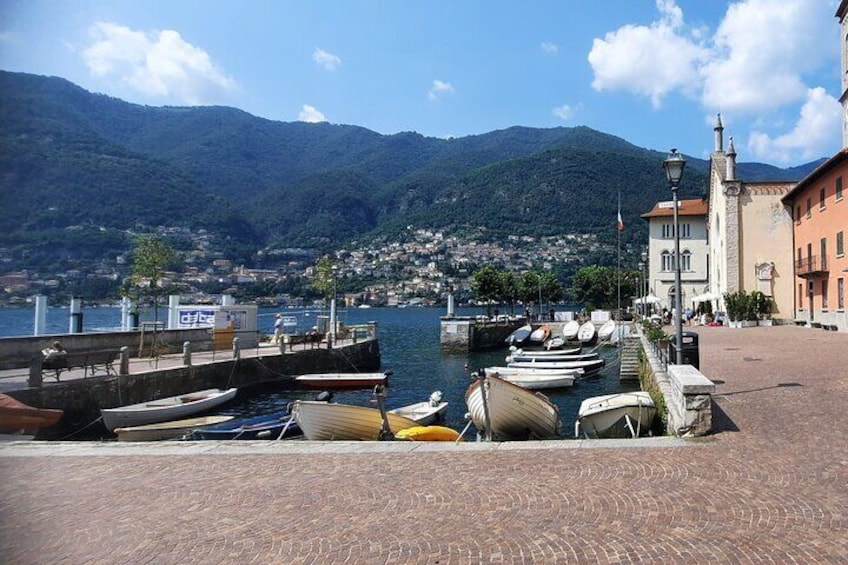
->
(0, 328), (253, 370)
(440, 316), (528, 351)
(638, 328), (715, 437)
(10, 338), (381, 437)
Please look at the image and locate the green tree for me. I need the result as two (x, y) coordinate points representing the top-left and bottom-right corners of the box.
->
(312, 255), (337, 305)
(571, 266), (638, 311)
(471, 266), (502, 316)
(498, 270), (519, 315)
(129, 235), (177, 323)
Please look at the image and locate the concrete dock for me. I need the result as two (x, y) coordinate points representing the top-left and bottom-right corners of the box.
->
(2, 325), (847, 563)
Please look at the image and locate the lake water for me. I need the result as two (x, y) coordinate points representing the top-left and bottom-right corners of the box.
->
(0, 305), (638, 439)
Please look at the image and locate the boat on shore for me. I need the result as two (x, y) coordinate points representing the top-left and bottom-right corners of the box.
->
(465, 372), (562, 441)
(114, 415), (234, 442)
(0, 393), (63, 435)
(294, 372), (389, 389)
(101, 388), (238, 432)
(597, 320), (617, 342)
(509, 346), (582, 357)
(290, 400), (419, 441)
(577, 321), (597, 344)
(576, 391), (657, 439)
(562, 320), (580, 340)
(528, 324), (551, 343)
(497, 372), (576, 390)
(504, 324), (532, 345)
(388, 391), (448, 426)
(190, 411), (302, 440)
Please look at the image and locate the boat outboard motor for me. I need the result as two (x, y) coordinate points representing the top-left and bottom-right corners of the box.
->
(429, 390), (443, 407)
(315, 390), (334, 403)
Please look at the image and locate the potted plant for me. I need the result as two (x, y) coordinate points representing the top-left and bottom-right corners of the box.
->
(751, 291), (774, 326)
(723, 290), (742, 328)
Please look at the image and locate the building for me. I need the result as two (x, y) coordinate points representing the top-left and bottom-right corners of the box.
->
(641, 198), (709, 312)
(780, 151), (848, 329)
(706, 115), (795, 320)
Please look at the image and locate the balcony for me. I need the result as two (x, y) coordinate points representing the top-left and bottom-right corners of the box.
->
(795, 255), (828, 277)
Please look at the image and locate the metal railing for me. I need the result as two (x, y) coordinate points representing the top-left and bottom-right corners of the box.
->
(795, 255), (827, 276)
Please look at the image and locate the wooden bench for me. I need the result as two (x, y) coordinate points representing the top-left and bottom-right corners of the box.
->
(41, 349), (120, 382)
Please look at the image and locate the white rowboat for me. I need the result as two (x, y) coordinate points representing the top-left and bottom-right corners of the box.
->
(388, 391), (448, 426)
(290, 400), (419, 441)
(101, 388), (238, 432)
(466, 373), (562, 441)
(114, 415), (234, 442)
(498, 372), (575, 390)
(576, 391), (657, 439)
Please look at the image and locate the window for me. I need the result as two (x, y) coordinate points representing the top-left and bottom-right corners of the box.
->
(821, 238), (828, 271)
(661, 223), (676, 238)
(838, 231), (845, 257)
(796, 205), (802, 222)
(839, 278), (845, 310)
(680, 223), (691, 238)
(823, 279), (828, 309)
(799, 283), (803, 306)
(820, 187), (826, 210)
(838, 177), (844, 201)
(681, 250), (691, 271)
(806, 197), (812, 218)
(661, 251), (672, 271)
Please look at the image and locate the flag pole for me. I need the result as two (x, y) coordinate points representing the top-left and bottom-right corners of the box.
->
(617, 191), (621, 326)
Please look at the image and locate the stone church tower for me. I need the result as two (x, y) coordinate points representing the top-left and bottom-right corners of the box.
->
(839, 1), (848, 146)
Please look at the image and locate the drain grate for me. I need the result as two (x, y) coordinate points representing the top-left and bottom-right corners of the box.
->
(743, 357), (762, 362)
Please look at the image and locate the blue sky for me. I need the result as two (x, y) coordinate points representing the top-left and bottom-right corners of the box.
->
(0, 0), (842, 166)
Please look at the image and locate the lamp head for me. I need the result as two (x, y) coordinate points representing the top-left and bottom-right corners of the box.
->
(663, 148), (686, 188)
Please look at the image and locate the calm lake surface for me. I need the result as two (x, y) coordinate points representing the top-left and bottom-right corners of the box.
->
(0, 305), (638, 439)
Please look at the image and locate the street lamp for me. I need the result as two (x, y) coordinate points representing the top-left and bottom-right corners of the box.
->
(637, 260), (644, 319)
(663, 148), (686, 365)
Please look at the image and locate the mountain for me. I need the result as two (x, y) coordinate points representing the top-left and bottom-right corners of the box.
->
(0, 71), (823, 269)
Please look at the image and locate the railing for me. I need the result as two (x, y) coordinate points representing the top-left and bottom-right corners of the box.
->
(795, 255), (828, 276)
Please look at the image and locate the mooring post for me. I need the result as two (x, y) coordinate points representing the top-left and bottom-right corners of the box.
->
(29, 354), (43, 388)
(232, 337), (240, 360)
(183, 341), (192, 366)
(119, 346), (129, 375)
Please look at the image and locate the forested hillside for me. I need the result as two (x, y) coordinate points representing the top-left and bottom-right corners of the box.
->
(0, 70), (821, 268)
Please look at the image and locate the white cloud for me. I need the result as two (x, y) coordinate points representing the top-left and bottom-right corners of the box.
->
(82, 22), (235, 105)
(700, 0), (829, 113)
(428, 79), (455, 101)
(540, 42), (558, 54)
(552, 104), (578, 121)
(587, 0), (708, 108)
(312, 48), (341, 71)
(747, 88), (840, 164)
(298, 104), (326, 123)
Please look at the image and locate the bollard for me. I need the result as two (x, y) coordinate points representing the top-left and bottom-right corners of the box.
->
(29, 354), (43, 388)
(280, 334), (290, 354)
(232, 337), (240, 360)
(119, 346), (130, 375)
(183, 341), (192, 366)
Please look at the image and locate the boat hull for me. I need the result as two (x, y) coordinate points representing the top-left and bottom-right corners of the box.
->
(0, 394), (63, 434)
(101, 388), (238, 432)
(191, 411), (302, 440)
(388, 401), (448, 426)
(294, 373), (388, 389)
(291, 401), (419, 441)
(499, 373), (575, 389)
(577, 392), (657, 439)
(114, 415), (234, 442)
(465, 375), (562, 441)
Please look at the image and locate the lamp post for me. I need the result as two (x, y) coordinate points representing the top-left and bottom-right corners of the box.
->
(663, 148), (686, 365)
(637, 260), (644, 319)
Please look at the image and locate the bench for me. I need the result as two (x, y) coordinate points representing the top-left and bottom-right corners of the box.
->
(41, 349), (120, 381)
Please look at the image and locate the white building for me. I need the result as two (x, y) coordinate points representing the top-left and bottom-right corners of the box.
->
(641, 198), (709, 312)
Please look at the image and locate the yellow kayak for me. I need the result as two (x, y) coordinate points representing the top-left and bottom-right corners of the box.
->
(395, 425), (461, 442)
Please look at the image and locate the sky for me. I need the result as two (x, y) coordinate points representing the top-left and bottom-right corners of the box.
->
(0, 0), (843, 167)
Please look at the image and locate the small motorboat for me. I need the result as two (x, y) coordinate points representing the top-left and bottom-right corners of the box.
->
(114, 415), (235, 442)
(465, 372), (562, 441)
(508, 357), (605, 376)
(388, 391), (448, 426)
(543, 336), (565, 350)
(486, 366), (584, 378)
(504, 324), (532, 345)
(506, 352), (599, 364)
(510, 346), (582, 357)
(528, 324), (551, 343)
(497, 372), (576, 390)
(190, 411), (302, 440)
(576, 391), (657, 439)
(597, 320), (617, 342)
(562, 320), (580, 340)
(577, 321), (597, 345)
(0, 393), (63, 434)
(101, 388), (238, 432)
(294, 372), (389, 389)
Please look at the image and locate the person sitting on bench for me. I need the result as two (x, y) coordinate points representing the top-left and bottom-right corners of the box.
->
(42, 341), (66, 361)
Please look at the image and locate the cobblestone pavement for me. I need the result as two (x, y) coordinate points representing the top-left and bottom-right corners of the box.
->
(1, 325), (847, 564)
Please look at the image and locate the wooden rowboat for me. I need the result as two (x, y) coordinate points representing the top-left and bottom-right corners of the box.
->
(0, 393), (63, 434)
(290, 400), (418, 441)
(114, 415), (234, 442)
(465, 373), (562, 441)
(101, 388), (238, 432)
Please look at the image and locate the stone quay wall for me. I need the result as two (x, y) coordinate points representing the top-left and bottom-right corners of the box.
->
(11, 338), (381, 437)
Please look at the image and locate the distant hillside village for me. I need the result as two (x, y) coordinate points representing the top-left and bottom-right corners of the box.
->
(0, 226), (605, 308)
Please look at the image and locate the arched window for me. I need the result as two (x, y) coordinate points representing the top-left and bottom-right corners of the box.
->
(661, 251), (672, 271)
(681, 250), (692, 272)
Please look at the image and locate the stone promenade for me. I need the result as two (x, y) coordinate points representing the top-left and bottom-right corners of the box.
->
(1, 325), (847, 564)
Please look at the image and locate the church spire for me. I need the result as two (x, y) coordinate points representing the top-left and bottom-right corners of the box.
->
(714, 113), (724, 153)
(726, 135), (737, 181)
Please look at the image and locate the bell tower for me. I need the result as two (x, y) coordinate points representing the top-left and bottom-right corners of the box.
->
(837, 1), (848, 147)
